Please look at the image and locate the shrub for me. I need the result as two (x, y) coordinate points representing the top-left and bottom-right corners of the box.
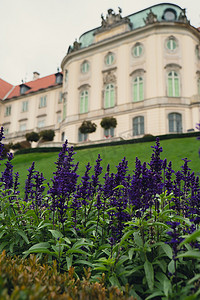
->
(26, 132), (40, 143)
(79, 121), (97, 134)
(100, 117), (117, 130)
(39, 129), (55, 142)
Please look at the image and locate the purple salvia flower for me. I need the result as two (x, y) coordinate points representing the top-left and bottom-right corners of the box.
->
(91, 154), (103, 193)
(0, 127), (5, 163)
(0, 152), (14, 196)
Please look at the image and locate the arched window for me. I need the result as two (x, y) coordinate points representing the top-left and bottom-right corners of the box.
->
(80, 90), (88, 113)
(104, 84), (115, 108)
(133, 76), (144, 101)
(133, 116), (144, 136)
(168, 113), (182, 133)
(167, 71), (180, 97)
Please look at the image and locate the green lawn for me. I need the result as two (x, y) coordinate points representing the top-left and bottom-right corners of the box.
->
(1, 137), (200, 193)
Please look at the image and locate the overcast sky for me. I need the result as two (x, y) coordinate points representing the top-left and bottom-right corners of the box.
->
(1, 0), (200, 85)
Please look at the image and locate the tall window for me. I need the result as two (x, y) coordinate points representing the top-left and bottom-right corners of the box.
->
(63, 97), (67, 120)
(168, 113), (182, 133)
(80, 90), (88, 113)
(61, 132), (65, 142)
(65, 70), (68, 83)
(81, 61), (90, 73)
(39, 96), (47, 108)
(133, 116), (144, 136)
(78, 130), (88, 142)
(5, 105), (11, 116)
(167, 71), (180, 97)
(38, 119), (45, 128)
(19, 123), (26, 131)
(198, 78), (200, 95)
(58, 92), (62, 103)
(22, 101), (28, 112)
(104, 127), (114, 138)
(133, 76), (144, 101)
(104, 84), (115, 108)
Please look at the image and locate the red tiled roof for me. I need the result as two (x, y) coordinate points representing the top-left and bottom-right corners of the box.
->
(3, 73), (62, 100)
(0, 78), (13, 100)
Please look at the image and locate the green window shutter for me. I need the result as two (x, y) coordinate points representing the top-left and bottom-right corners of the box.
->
(168, 77), (173, 96)
(174, 77), (179, 97)
(105, 89), (109, 108)
(110, 87), (115, 107)
(80, 95), (84, 113)
(133, 82), (138, 101)
(139, 79), (143, 100)
(85, 95), (88, 112)
(140, 117), (144, 134)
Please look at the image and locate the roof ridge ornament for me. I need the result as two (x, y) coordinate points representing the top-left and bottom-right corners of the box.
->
(178, 8), (190, 24)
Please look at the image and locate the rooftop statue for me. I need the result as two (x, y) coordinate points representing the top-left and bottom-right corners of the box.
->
(144, 9), (158, 25)
(101, 7), (123, 28)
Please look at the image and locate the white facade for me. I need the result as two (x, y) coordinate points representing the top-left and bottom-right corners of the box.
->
(1, 3), (200, 145)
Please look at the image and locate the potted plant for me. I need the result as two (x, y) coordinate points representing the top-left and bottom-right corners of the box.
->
(100, 117), (117, 138)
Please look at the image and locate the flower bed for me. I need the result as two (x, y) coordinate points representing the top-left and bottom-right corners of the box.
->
(0, 126), (200, 299)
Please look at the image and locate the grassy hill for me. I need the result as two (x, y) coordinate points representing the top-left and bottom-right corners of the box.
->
(0, 136), (199, 193)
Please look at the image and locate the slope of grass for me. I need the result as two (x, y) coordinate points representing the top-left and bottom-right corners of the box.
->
(1, 137), (200, 193)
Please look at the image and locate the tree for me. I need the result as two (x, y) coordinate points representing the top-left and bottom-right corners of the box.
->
(100, 117), (117, 130)
(79, 121), (97, 134)
(39, 130), (55, 142)
(26, 132), (40, 143)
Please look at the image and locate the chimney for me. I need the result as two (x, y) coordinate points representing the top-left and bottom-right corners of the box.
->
(33, 71), (40, 80)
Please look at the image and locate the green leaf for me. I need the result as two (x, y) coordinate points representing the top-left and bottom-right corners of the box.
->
(160, 243), (172, 259)
(17, 229), (29, 244)
(63, 237), (71, 244)
(180, 229), (200, 247)
(145, 291), (164, 300)
(66, 249), (91, 256)
(168, 260), (175, 274)
(119, 230), (134, 247)
(26, 242), (50, 251)
(74, 260), (93, 267)
(49, 229), (63, 239)
(128, 248), (134, 260)
(163, 278), (172, 297)
(109, 274), (121, 287)
(0, 241), (9, 252)
(134, 232), (143, 247)
(176, 250), (200, 259)
(66, 256), (72, 270)
(144, 260), (154, 291)
(0, 230), (7, 239)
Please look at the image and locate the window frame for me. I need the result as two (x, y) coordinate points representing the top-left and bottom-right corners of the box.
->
(5, 105), (11, 116)
(166, 36), (178, 52)
(132, 43), (143, 58)
(39, 96), (47, 108)
(167, 70), (180, 97)
(78, 130), (88, 142)
(132, 76), (144, 102)
(104, 83), (115, 109)
(80, 90), (89, 114)
(133, 116), (144, 136)
(105, 52), (115, 66)
(168, 113), (182, 133)
(81, 61), (90, 73)
(22, 100), (28, 112)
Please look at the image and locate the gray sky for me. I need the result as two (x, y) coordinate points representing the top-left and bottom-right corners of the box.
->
(1, 0), (200, 85)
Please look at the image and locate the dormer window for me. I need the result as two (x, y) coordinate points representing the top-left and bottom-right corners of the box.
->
(162, 8), (177, 21)
(55, 72), (63, 84)
(20, 84), (30, 95)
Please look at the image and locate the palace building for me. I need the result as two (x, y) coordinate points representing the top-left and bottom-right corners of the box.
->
(1, 3), (200, 145)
